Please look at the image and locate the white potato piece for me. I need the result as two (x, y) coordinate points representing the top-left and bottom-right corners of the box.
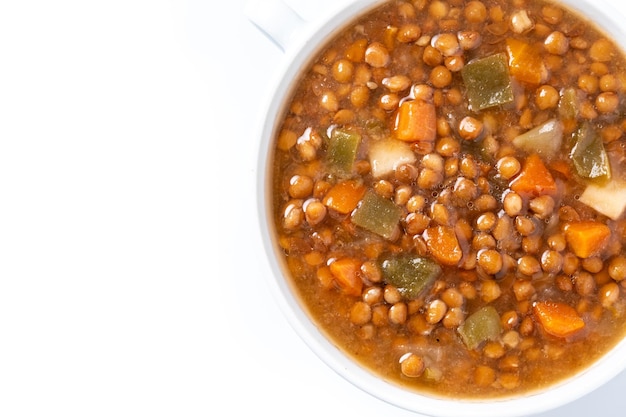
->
(369, 139), (417, 178)
(579, 179), (626, 220)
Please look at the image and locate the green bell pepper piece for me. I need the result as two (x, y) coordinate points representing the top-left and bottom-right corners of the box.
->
(351, 190), (401, 239)
(570, 122), (611, 182)
(458, 306), (502, 350)
(327, 128), (360, 174)
(461, 53), (514, 111)
(379, 254), (442, 299)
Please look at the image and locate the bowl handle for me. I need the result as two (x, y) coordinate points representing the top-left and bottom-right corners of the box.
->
(244, 0), (307, 52)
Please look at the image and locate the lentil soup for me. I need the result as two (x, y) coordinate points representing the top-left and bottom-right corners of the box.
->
(270, 0), (626, 399)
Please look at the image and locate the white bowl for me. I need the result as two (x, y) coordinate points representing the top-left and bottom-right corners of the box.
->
(248, 0), (626, 415)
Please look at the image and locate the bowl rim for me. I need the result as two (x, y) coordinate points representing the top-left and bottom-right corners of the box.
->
(253, 0), (626, 415)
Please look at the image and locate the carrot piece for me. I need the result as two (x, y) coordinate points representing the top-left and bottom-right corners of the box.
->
(394, 99), (436, 142)
(563, 221), (611, 258)
(505, 38), (549, 85)
(423, 225), (463, 266)
(549, 159), (572, 180)
(509, 153), (557, 196)
(322, 180), (366, 214)
(329, 258), (363, 297)
(533, 301), (585, 338)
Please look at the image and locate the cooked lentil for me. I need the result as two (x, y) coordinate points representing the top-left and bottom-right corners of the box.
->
(271, 0), (626, 399)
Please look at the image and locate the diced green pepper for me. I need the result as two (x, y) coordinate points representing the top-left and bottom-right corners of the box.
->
(379, 254), (442, 299)
(458, 306), (502, 350)
(327, 128), (360, 174)
(570, 123), (611, 182)
(461, 53), (514, 111)
(558, 87), (580, 120)
(351, 190), (401, 239)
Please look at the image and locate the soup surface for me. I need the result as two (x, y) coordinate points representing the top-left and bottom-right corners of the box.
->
(271, 0), (626, 399)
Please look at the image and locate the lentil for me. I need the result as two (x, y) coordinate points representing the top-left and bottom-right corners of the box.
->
(544, 31), (569, 55)
(518, 256), (541, 276)
(441, 287), (464, 308)
(426, 299), (448, 324)
(609, 256), (626, 281)
(501, 311), (520, 330)
(599, 282), (620, 308)
(458, 30), (481, 50)
(496, 156), (521, 179)
(515, 216), (536, 236)
(596, 92), (619, 113)
(503, 191), (523, 217)
(541, 250), (564, 274)
(478, 250), (504, 277)
(535, 85), (560, 109)
(400, 353), (425, 378)
(458, 116), (483, 141)
(481, 278), (502, 301)
(303, 199), (327, 226)
(350, 301), (373, 325)
(442, 307), (465, 329)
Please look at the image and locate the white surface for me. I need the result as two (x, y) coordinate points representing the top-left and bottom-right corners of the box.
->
(0, 0), (625, 416)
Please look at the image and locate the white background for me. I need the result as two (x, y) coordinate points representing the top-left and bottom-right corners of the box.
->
(1, 0), (625, 416)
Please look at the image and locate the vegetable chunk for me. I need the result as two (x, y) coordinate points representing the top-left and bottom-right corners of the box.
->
(505, 38), (549, 85)
(570, 123), (611, 182)
(394, 99), (436, 142)
(563, 221), (611, 258)
(329, 258), (363, 297)
(461, 53), (514, 111)
(458, 306), (502, 350)
(533, 301), (585, 337)
(327, 128), (361, 174)
(369, 139), (417, 178)
(512, 119), (563, 160)
(579, 179), (626, 220)
(423, 225), (463, 266)
(322, 180), (366, 214)
(509, 153), (557, 196)
(352, 191), (401, 239)
(380, 255), (442, 299)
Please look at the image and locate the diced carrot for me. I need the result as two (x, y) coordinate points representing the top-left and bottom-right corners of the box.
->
(322, 180), (366, 214)
(329, 258), (363, 297)
(533, 301), (585, 338)
(505, 38), (549, 85)
(563, 221), (611, 258)
(394, 99), (436, 142)
(549, 159), (572, 180)
(423, 225), (463, 266)
(509, 153), (557, 196)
